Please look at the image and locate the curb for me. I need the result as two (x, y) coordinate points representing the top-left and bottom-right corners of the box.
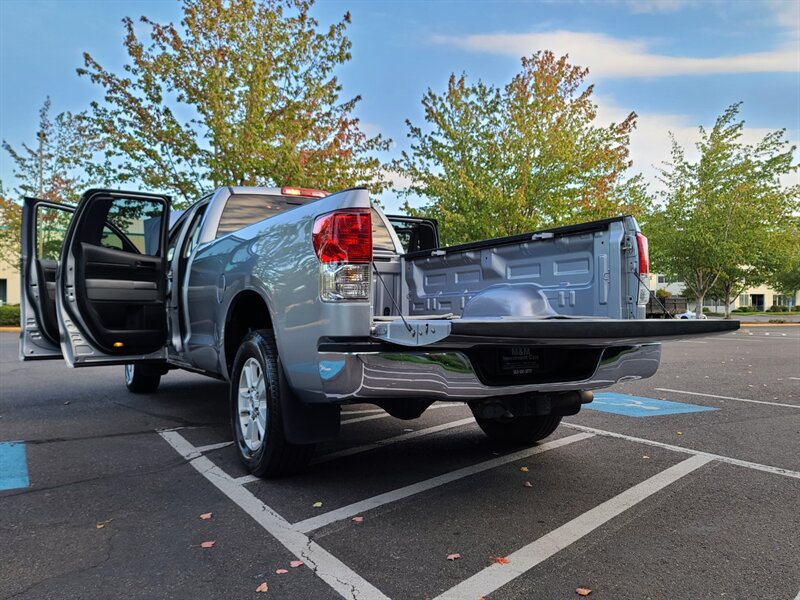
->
(739, 323), (800, 327)
(0, 327), (20, 332)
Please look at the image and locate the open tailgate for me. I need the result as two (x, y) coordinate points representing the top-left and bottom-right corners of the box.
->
(371, 318), (739, 347)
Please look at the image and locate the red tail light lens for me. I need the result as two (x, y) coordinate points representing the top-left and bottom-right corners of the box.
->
(636, 233), (649, 275)
(313, 210), (372, 263)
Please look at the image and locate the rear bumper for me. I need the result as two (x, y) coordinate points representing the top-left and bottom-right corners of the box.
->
(318, 343), (661, 401)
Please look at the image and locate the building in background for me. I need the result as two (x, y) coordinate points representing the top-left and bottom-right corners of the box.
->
(0, 263), (20, 305)
(647, 274), (798, 312)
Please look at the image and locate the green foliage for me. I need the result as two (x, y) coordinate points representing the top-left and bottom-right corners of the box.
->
(1, 98), (105, 271)
(648, 103), (799, 317)
(0, 304), (20, 326)
(655, 288), (672, 299)
(78, 0), (390, 207)
(2, 97), (103, 203)
(394, 52), (645, 245)
(771, 241), (800, 296)
(0, 185), (21, 271)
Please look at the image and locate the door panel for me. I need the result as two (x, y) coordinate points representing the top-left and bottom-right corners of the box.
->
(56, 189), (171, 367)
(20, 199), (75, 360)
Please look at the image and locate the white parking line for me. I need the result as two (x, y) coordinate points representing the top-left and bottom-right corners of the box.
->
(655, 388), (799, 409)
(159, 430), (390, 600)
(292, 432), (594, 534)
(433, 454), (713, 600)
(562, 423), (800, 479)
(790, 377), (800, 381)
(232, 417), (477, 484)
(313, 418), (475, 465)
(194, 441), (234, 453)
(340, 402), (466, 425)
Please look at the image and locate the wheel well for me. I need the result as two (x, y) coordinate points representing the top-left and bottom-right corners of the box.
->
(224, 290), (272, 377)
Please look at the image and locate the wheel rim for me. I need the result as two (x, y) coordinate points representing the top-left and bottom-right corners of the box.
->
(237, 357), (267, 452)
(124, 364), (134, 384)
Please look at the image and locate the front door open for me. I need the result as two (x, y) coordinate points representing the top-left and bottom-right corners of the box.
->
(56, 189), (171, 367)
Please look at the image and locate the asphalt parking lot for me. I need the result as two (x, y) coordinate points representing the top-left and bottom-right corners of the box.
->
(1, 327), (799, 600)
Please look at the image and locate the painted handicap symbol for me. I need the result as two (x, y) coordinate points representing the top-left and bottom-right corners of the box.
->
(586, 393), (717, 417)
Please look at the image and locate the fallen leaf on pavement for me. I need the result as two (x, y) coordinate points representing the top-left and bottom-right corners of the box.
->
(493, 556), (510, 565)
(677, 431), (684, 435)
(576, 587), (592, 596)
(446, 553), (461, 561)
(312, 501), (323, 508)
(199, 512), (213, 520)
(255, 582), (269, 593)
(519, 466), (529, 472)
(352, 516), (364, 523)
(275, 569), (289, 575)
(95, 519), (113, 529)
(642, 456), (650, 459)
(290, 560), (304, 568)
(200, 541), (216, 549)
(523, 481), (532, 488)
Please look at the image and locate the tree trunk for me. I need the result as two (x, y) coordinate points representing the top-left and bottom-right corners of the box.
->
(724, 299), (731, 319)
(696, 294), (704, 319)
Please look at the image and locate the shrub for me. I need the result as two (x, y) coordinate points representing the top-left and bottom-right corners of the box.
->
(793, 305), (800, 312)
(0, 304), (20, 326)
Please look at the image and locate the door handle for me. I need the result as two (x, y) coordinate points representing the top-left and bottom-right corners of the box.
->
(135, 261), (156, 269)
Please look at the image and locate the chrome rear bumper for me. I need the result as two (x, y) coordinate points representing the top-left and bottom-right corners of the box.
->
(318, 343), (661, 401)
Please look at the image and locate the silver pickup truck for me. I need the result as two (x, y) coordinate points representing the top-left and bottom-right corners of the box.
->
(20, 186), (737, 476)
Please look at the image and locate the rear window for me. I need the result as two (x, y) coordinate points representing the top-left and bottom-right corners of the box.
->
(216, 194), (306, 237)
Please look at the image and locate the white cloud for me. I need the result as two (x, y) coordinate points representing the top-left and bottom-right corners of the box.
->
(431, 30), (799, 78)
(594, 95), (800, 191)
(767, 0), (800, 34)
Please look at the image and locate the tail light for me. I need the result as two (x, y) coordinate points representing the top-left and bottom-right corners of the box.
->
(282, 186), (328, 198)
(312, 210), (371, 301)
(636, 233), (649, 275)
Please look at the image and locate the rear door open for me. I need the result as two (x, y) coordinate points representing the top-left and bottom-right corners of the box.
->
(55, 189), (171, 367)
(20, 199), (76, 359)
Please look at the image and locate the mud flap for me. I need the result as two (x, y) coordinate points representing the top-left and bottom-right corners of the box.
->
(279, 367), (341, 444)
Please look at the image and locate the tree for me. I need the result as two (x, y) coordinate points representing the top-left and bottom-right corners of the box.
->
(2, 98), (101, 203)
(78, 0), (390, 207)
(0, 183), (22, 271)
(772, 234), (800, 301)
(393, 51), (645, 245)
(1, 98), (102, 271)
(648, 103), (798, 318)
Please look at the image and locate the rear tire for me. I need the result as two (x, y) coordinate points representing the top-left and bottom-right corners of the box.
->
(472, 412), (562, 446)
(124, 363), (161, 393)
(230, 329), (315, 477)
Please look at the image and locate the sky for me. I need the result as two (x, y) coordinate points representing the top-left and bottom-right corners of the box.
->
(0, 0), (798, 212)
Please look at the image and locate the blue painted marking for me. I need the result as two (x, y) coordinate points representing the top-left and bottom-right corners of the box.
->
(319, 360), (345, 381)
(0, 441), (30, 491)
(584, 393), (717, 417)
